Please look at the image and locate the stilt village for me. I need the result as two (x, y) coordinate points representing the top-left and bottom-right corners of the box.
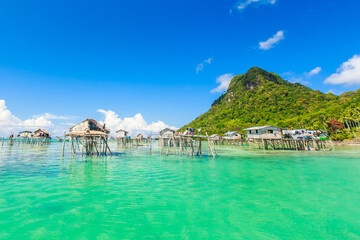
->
(0, 118), (336, 157)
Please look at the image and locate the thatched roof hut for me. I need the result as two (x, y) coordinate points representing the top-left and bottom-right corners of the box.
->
(63, 119), (112, 156)
(69, 118), (110, 136)
(34, 129), (51, 138)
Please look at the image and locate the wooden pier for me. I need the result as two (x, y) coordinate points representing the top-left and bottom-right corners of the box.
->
(249, 138), (334, 151)
(116, 137), (150, 147)
(196, 137), (333, 151)
(0, 137), (51, 146)
(159, 134), (217, 157)
(17, 137), (51, 145)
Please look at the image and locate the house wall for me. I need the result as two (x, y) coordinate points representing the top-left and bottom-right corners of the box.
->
(136, 134), (144, 139)
(34, 132), (43, 137)
(247, 127), (282, 139)
(116, 131), (127, 138)
(211, 136), (222, 140)
(225, 133), (239, 138)
(33, 130), (50, 138)
(161, 130), (174, 138)
(19, 132), (32, 138)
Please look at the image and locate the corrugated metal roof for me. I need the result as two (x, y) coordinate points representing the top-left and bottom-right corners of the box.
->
(225, 131), (239, 135)
(243, 126), (280, 131)
(116, 129), (128, 133)
(160, 128), (175, 134)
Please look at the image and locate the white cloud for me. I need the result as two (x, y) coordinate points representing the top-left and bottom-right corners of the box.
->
(283, 66), (321, 86)
(236, 0), (276, 10)
(97, 109), (177, 136)
(196, 65), (204, 73)
(0, 100), (177, 137)
(211, 73), (234, 93)
(289, 77), (310, 86)
(204, 58), (212, 64)
(324, 54), (360, 86)
(259, 30), (284, 50)
(307, 67), (322, 76)
(32, 113), (70, 120)
(0, 100), (53, 136)
(282, 71), (311, 86)
(281, 71), (292, 77)
(196, 58), (212, 74)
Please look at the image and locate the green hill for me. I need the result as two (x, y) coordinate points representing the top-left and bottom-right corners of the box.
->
(180, 67), (360, 135)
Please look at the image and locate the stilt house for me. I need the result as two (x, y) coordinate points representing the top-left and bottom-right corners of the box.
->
(210, 134), (223, 141)
(244, 126), (282, 140)
(18, 131), (33, 138)
(135, 133), (144, 140)
(159, 128), (175, 138)
(64, 118), (112, 156)
(69, 118), (110, 135)
(116, 129), (129, 138)
(224, 131), (240, 139)
(34, 129), (51, 138)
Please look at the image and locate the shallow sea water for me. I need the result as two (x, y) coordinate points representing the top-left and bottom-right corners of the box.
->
(0, 142), (360, 239)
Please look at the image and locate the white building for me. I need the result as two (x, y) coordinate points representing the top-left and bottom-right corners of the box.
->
(18, 131), (33, 138)
(116, 129), (128, 138)
(135, 133), (144, 140)
(34, 129), (51, 138)
(224, 131), (241, 139)
(159, 128), (175, 138)
(244, 126), (282, 140)
(210, 134), (222, 141)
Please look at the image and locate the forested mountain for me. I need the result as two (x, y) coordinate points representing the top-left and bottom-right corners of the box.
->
(180, 67), (360, 134)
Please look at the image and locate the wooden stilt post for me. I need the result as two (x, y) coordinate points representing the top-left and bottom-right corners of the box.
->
(62, 132), (66, 157)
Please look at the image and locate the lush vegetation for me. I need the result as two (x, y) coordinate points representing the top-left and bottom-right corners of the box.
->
(179, 67), (360, 138)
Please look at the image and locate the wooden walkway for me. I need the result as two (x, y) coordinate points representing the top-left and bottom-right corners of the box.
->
(1, 137), (51, 146)
(116, 137), (150, 147)
(237, 138), (334, 151)
(159, 134), (217, 157)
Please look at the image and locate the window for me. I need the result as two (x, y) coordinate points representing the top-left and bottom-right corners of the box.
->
(256, 130), (258, 134)
(268, 130), (274, 134)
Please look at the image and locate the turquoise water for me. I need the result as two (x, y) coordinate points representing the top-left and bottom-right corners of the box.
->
(1, 142), (360, 239)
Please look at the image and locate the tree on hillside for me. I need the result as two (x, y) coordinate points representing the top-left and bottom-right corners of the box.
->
(326, 119), (345, 134)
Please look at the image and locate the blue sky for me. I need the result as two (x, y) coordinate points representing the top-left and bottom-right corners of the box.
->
(1, 0), (360, 136)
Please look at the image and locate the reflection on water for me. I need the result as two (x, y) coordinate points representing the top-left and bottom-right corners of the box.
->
(0, 142), (360, 239)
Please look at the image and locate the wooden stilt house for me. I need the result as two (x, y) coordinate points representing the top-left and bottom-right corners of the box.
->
(34, 129), (51, 138)
(63, 118), (112, 156)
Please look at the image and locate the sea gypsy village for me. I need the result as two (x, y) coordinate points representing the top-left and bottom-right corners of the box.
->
(2, 117), (358, 157)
